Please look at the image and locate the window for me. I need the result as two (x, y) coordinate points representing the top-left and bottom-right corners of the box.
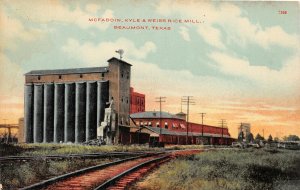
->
(121, 97), (124, 102)
(148, 122), (152, 127)
(156, 122), (160, 128)
(121, 72), (124, 78)
(101, 73), (105, 77)
(180, 124), (186, 129)
(165, 122), (168, 129)
(126, 97), (129, 104)
(80, 74), (83, 78)
(59, 75), (62, 79)
(37, 76), (41, 80)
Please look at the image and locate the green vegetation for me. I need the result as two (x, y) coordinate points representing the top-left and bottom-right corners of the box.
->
(136, 149), (300, 190)
(0, 143), (206, 157)
(283, 135), (300, 141)
(0, 143), (163, 157)
(0, 157), (117, 189)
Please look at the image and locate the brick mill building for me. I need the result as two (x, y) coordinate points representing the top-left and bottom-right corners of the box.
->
(130, 111), (232, 145)
(24, 57), (132, 144)
(130, 87), (145, 114)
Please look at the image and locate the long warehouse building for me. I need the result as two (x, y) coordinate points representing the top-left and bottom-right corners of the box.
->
(24, 57), (131, 144)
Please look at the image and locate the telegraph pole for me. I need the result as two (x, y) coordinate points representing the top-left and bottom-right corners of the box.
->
(219, 119), (227, 145)
(199, 113), (206, 137)
(182, 96), (195, 144)
(155, 97), (166, 142)
(3, 119), (8, 143)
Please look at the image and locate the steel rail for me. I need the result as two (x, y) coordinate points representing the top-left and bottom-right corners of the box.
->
(0, 151), (147, 162)
(19, 153), (159, 190)
(94, 155), (169, 190)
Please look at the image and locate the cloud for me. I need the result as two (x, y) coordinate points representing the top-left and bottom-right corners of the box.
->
(3, 0), (113, 31)
(61, 37), (156, 66)
(0, 10), (43, 50)
(197, 25), (225, 49)
(209, 51), (300, 89)
(156, 1), (299, 50)
(179, 26), (190, 41)
(0, 53), (24, 96)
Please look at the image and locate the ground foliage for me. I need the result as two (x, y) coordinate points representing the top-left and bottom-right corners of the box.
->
(136, 149), (300, 190)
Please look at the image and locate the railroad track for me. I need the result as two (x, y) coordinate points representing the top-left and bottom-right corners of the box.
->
(0, 152), (148, 162)
(20, 149), (201, 190)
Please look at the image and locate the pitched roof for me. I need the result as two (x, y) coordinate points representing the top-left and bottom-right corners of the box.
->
(25, 67), (108, 76)
(142, 126), (231, 138)
(130, 111), (183, 120)
(108, 57), (132, 66)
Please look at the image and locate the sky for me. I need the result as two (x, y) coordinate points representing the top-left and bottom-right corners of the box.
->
(0, 0), (299, 139)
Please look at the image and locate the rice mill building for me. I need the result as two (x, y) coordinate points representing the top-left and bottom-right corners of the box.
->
(24, 57), (131, 144)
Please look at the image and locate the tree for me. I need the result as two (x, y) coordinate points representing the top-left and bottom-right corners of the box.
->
(246, 133), (254, 143)
(255, 133), (264, 141)
(267, 135), (273, 142)
(283, 135), (300, 141)
(274, 137), (280, 142)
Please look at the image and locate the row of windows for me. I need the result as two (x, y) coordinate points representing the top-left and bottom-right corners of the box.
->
(36, 73), (105, 80)
(137, 108), (145, 112)
(135, 121), (187, 130)
(131, 97), (144, 106)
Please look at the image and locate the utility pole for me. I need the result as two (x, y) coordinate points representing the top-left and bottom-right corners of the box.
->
(155, 97), (166, 143)
(182, 96), (195, 145)
(3, 119), (8, 143)
(199, 113), (206, 137)
(219, 119), (227, 145)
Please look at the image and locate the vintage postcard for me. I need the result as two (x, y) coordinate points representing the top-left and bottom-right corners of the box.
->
(0, 0), (299, 189)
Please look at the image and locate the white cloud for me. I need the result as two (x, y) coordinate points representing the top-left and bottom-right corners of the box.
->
(61, 38), (156, 66)
(0, 53), (24, 97)
(85, 3), (101, 14)
(0, 10), (43, 50)
(197, 25), (225, 49)
(3, 0), (113, 31)
(209, 51), (300, 91)
(156, 1), (299, 50)
(179, 26), (191, 41)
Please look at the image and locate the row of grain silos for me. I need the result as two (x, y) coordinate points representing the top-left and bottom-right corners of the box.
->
(24, 81), (109, 143)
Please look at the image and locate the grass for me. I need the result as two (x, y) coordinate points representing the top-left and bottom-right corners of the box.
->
(134, 148), (300, 190)
(0, 143), (208, 157)
(0, 143), (164, 157)
(0, 157), (119, 189)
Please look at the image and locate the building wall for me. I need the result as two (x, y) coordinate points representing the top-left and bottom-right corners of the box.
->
(107, 59), (131, 126)
(240, 123), (251, 138)
(24, 81), (109, 143)
(24, 57), (131, 144)
(132, 117), (230, 136)
(130, 87), (145, 114)
(26, 72), (108, 83)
